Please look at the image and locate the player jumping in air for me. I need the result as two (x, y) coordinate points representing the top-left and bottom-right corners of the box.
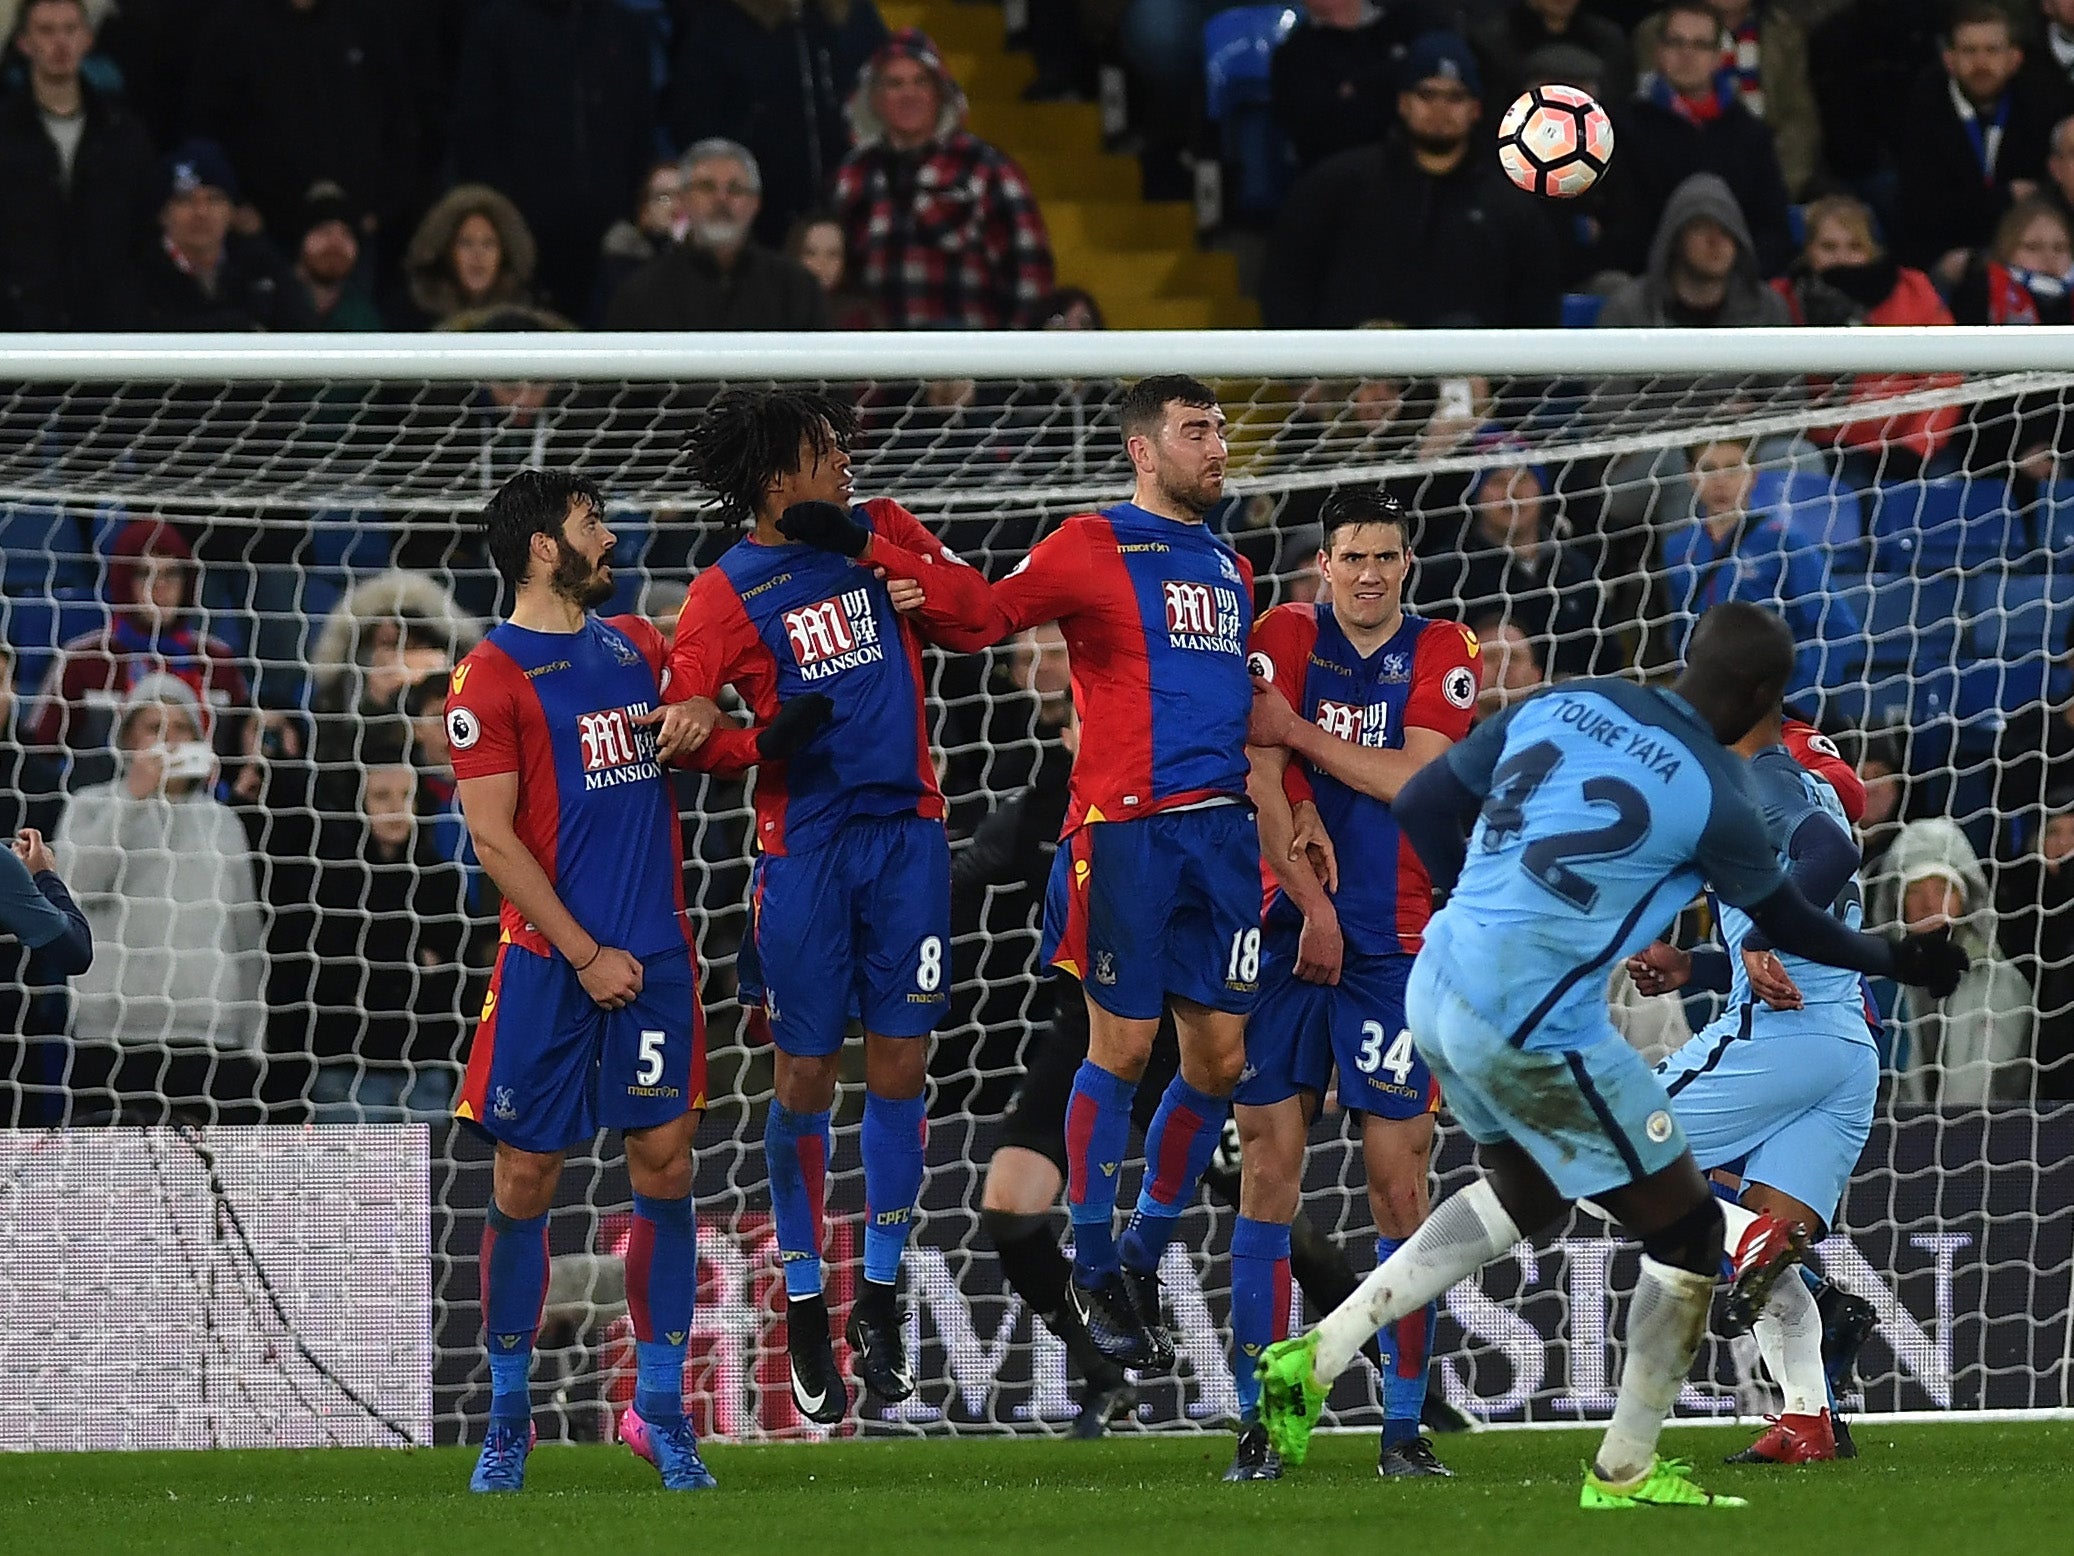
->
(821, 374), (1274, 1372)
(1229, 491), (1480, 1481)
(1255, 602), (1969, 1510)
(448, 470), (827, 1493)
(1627, 712), (1884, 1465)
(648, 390), (997, 1424)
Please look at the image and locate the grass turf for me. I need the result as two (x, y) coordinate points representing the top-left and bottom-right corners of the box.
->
(3, 1422), (2068, 1555)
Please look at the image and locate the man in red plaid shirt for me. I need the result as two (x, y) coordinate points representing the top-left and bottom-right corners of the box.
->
(835, 29), (1057, 330)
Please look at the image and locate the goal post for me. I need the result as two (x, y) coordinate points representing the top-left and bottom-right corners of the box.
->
(0, 328), (2069, 1449)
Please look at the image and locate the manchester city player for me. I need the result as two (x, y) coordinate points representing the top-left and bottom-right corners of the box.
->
(1255, 602), (1968, 1510)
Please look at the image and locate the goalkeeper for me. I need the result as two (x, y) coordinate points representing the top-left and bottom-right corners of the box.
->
(446, 470), (826, 1494)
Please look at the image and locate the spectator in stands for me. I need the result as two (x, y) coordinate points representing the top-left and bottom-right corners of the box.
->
(1466, 611), (1546, 722)
(667, 0), (888, 248)
(1996, 800), (2074, 1100)
(1885, 817), (2035, 1105)
(1951, 194), (2074, 325)
(136, 138), (314, 331)
(1262, 31), (1559, 328)
(604, 139), (828, 332)
(1770, 193), (1960, 474)
(834, 29), (1055, 330)
(1807, 0), (1946, 239)
(1471, 0), (1633, 118)
(1630, 2), (1821, 198)
(29, 517), (256, 794)
(394, 183), (536, 330)
(303, 746), (467, 1122)
(2017, 0), (2074, 127)
(0, 0), (157, 330)
(57, 673), (266, 1122)
(0, 646), (60, 840)
(786, 207), (879, 328)
(291, 180), (383, 331)
(307, 568), (481, 816)
(588, 158), (682, 326)
(447, 0), (655, 317)
(1892, 1), (2058, 284)
(1599, 0), (1794, 277)
(1414, 449), (1610, 678)
(182, 0), (424, 260)
(1271, 0), (1452, 174)
(1596, 170), (1791, 327)
(1660, 432), (1861, 703)
(2044, 113), (2074, 229)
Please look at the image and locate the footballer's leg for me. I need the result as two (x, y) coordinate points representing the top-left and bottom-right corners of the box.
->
(847, 1029), (927, 1402)
(1225, 1094), (1308, 1482)
(1363, 1109), (1451, 1478)
(474, 1142), (560, 1492)
(1720, 1182), (1837, 1466)
(619, 1107), (719, 1489)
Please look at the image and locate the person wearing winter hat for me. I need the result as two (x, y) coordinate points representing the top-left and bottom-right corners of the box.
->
(135, 136), (314, 331)
(291, 179), (384, 331)
(832, 28), (1055, 329)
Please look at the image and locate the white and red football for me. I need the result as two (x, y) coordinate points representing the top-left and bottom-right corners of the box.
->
(1496, 85), (1614, 199)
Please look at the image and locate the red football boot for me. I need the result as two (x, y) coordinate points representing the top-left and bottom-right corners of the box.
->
(1724, 1210), (1809, 1334)
(1724, 1409), (1839, 1464)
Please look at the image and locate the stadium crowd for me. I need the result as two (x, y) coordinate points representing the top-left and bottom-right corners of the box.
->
(4, 0), (2074, 1122)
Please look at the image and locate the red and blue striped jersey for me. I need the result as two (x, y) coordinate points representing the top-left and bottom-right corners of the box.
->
(967, 503), (1256, 834)
(667, 498), (984, 856)
(1249, 604), (1481, 957)
(445, 613), (760, 961)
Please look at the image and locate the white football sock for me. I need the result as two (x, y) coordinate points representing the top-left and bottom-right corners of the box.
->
(1594, 1254), (1715, 1485)
(1311, 1177), (1519, 1384)
(1754, 1271), (1828, 1416)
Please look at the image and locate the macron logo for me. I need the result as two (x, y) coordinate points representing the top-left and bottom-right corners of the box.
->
(783, 588), (885, 681)
(1162, 580), (1242, 655)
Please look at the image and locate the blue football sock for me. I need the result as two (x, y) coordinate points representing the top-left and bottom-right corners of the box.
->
(481, 1202), (548, 1424)
(861, 1090), (928, 1286)
(1374, 1236), (1436, 1446)
(1064, 1061), (1136, 1282)
(629, 1191), (696, 1424)
(1230, 1216), (1292, 1421)
(764, 1103), (832, 1301)
(1119, 1077), (1229, 1274)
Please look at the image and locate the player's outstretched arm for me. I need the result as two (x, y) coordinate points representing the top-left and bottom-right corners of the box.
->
(1389, 758), (1484, 896)
(1741, 881), (1968, 996)
(456, 771), (643, 1010)
(785, 500), (1008, 652)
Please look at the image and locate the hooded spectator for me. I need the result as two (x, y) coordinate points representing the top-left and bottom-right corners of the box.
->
(666, 0), (889, 247)
(587, 157), (683, 326)
(446, 0), (656, 315)
(1630, 1), (1821, 197)
(57, 672), (266, 1117)
(1769, 193), (1961, 472)
(1596, 170), (1790, 328)
(1262, 30), (1559, 329)
(394, 183), (537, 330)
(1599, 0), (1794, 277)
(1883, 817), (2035, 1106)
(136, 138), (315, 331)
(833, 29), (1055, 329)
(291, 179), (384, 331)
(1271, 0), (1453, 173)
(0, 0), (158, 330)
(604, 138), (828, 331)
(28, 517), (255, 792)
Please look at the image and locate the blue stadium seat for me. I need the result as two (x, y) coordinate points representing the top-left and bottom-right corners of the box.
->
(1964, 567), (2074, 659)
(1863, 572), (1961, 669)
(1869, 476), (2022, 570)
(305, 507), (396, 575)
(0, 502), (94, 593)
(2039, 479), (2074, 553)
(1561, 293), (1605, 329)
(1, 593), (107, 697)
(1203, 6), (1299, 222)
(1957, 657), (2050, 736)
(1749, 466), (1864, 552)
(602, 511), (655, 617)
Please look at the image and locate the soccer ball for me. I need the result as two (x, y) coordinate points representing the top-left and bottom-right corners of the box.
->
(1496, 85), (1614, 199)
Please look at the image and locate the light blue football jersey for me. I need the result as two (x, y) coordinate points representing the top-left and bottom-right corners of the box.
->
(1713, 744), (1872, 1036)
(1421, 679), (1784, 1052)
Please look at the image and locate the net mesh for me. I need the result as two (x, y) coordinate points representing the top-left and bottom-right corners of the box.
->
(2, 356), (2070, 1447)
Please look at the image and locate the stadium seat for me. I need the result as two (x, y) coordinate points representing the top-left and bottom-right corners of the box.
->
(1560, 293), (1605, 329)
(1863, 573), (1961, 669)
(1749, 466), (1865, 553)
(1202, 7), (1299, 223)
(1, 592), (107, 697)
(0, 502), (95, 594)
(1869, 477), (2022, 570)
(1957, 656), (2050, 733)
(305, 505), (396, 575)
(602, 511), (655, 617)
(2039, 478), (2074, 553)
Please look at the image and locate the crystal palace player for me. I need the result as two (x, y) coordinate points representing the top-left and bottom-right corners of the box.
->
(1229, 491), (1479, 1482)
(832, 375), (1267, 1371)
(647, 390), (997, 1424)
(1256, 603), (1969, 1511)
(447, 470), (826, 1493)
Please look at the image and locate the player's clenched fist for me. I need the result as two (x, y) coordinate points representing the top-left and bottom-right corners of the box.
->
(639, 696), (721, 761)
(577, 944), (644, 1010)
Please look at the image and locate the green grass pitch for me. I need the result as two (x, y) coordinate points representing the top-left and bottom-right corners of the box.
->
(3, 1423), (2068, 1555)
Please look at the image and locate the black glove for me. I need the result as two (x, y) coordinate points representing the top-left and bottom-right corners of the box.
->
(1889, 926), (1970, 1000)
(778, 500), (871, 558)
(755, 694), (833, 761)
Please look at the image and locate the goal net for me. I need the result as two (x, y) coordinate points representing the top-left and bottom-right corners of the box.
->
(1, 330), (2069, 1450)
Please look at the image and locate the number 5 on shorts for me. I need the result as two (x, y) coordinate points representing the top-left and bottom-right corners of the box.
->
(1357, 1021), (1416, 1084)
(636, 1029), (666, 1087)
